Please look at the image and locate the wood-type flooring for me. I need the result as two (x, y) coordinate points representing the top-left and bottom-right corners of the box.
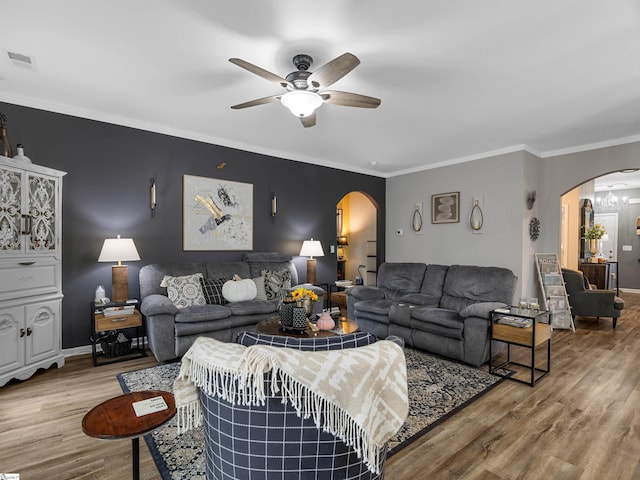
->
(1, 292), (638, 479)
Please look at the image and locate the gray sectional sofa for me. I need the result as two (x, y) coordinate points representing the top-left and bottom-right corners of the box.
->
(139, 252), (323, 362)
(347, 263), (516, 366)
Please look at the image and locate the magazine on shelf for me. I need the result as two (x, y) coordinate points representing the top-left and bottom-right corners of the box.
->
(495, 315), (533, 328)
(547, 296), (567, 312)
(545, 285), (565, 296)
(551, 311), (572, 329)
(539, 262), (559, 274)
(102, 306), (135, 317)
(543, 273), (563, 285)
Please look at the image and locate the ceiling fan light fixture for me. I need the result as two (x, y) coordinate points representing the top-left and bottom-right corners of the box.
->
(280, 90), (323, 117)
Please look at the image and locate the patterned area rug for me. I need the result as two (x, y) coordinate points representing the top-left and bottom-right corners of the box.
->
(118, 348), (505, 479)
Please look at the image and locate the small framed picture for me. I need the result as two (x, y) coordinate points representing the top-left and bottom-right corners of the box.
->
(432, 192), (460, 224)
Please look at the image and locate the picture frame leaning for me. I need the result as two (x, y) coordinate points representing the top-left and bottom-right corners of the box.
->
(183, 174), (253, 251)
(431, 192), (460, 224)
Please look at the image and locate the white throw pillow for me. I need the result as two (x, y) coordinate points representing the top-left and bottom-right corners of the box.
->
(161, 273), (206, 308)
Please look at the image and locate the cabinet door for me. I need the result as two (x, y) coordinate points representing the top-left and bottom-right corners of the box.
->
(0, 165), (24, 252)
(26, 173), (59, 253)
(0, 306), (25, 375)
(25, 300), (60, 363)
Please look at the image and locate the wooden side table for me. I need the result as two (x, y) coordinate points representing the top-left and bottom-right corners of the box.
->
(82, 390), (176, 480)
(489, 307), (551, 387)
(91, 300), (146, 366)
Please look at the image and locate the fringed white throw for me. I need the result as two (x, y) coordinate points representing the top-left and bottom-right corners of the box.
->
(174, 336), (408, 474)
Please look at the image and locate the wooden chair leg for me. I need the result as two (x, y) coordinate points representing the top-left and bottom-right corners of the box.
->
(613, 318), (617, 329)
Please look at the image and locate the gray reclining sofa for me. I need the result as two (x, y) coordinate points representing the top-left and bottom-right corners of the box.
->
(347, 263), (516, 366)
(139, 252), (322, 362)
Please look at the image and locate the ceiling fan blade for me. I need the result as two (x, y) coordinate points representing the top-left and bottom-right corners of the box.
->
(307, 53), (360, 89)
(320, 91), (381, 108)
(300, 113), (316, 128)
(231, 95), (281, 109)
(229, 58), (291, 88)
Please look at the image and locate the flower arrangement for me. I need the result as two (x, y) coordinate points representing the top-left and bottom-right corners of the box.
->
(583, 223), (606, 240)
(290, 287), (319, 303)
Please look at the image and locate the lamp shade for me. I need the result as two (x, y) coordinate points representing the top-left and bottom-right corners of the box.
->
(281, 91), (323, 117)
(299, 239), (324, 259)
(98, 235), (140, 264)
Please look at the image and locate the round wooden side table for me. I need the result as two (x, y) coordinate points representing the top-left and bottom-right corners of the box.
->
(82, 390), (176, 480)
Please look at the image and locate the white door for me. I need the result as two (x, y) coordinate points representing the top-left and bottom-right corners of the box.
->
(595, 212), (618, 261)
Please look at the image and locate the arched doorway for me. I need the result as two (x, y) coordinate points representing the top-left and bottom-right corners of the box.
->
(336, 192), (378, 285)
(560, 169), (640, 290)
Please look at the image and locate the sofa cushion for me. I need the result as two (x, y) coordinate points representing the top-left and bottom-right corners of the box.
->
(200, 277), (229, 305)
(398, 293), (440, 307)
(235, 331), (378, 350)
(161, 273), (207, 308)
(204, 261), (251, 283)
(226, 299), (278, 315)
(440, 265), (516, 311)
(410, 307), (464, 339)
(377, 263), (427, 300)
(139, 262), (207, 298)
(244, 252), (299, 286)
(419, 264), (449, 298)
(355, 298), (396, 316)
(174, 304), (232, 323)
(261, 269), (291, 300)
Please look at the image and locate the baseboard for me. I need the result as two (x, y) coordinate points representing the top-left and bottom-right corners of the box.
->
(620, 288), (640, 294)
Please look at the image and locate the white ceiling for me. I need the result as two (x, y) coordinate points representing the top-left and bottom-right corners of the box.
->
(1, 1), (639, 178)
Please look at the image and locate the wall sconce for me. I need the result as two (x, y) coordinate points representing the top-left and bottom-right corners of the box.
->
(412, 203), (423, 232)
(526, 191), (536, 210)
(150, 178), (157, 217)
(470, 197), (484, 233)
(636, 216), (640, 236)
(271, 193), (277, 218)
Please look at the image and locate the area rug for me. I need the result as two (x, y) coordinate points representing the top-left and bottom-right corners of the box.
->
(118, 348), (505, 480)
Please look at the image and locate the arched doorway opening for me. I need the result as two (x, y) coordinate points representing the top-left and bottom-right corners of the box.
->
(560, 169), (640, 290)
(336, 192), (378, 285)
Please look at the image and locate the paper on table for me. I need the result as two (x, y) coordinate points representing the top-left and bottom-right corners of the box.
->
(132, 396), (168, 417)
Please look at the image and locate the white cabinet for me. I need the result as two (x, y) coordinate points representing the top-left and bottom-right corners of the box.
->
(0, 155), (65, 387)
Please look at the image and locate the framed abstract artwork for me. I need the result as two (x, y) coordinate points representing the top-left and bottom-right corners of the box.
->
(431, 192), (460, 224)
(183, 174), (253, 251)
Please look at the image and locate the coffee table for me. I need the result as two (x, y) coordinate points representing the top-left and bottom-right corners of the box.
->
(257, 316), (358, 338)
(82, 390), (176, 480)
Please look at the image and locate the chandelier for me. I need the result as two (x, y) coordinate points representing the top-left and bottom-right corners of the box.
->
(596, 189), (621, 211)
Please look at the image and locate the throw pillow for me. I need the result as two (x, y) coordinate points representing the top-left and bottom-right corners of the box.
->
(261, 269), (291, 300)
(161, 273), (206, 308)
(252, 276), (267, 300)
(200, 277), (229, 305)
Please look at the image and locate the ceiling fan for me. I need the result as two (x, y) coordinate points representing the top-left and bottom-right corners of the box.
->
(229, 53), (381, 127)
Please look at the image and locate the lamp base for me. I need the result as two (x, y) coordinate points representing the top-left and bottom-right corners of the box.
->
(306, 258), (317, 285)
(112, 265), (129, 303)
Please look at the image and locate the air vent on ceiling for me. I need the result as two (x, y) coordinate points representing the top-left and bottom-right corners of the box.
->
(7, 50), (35, 69)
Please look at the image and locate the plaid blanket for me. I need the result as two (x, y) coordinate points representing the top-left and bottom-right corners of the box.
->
(174, 336), (408, 474)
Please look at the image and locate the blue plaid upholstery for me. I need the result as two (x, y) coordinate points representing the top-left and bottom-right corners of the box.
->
(199, 331), (390, 479)
(235, 330), (378, 350)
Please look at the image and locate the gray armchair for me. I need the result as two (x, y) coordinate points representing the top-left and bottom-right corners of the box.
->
(561, 268), (625, 328)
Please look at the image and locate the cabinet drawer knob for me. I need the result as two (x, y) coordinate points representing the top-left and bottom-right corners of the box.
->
(19, 261), (36, 266)
(27, 327), (33, 336)
(20, 328), (26, 338)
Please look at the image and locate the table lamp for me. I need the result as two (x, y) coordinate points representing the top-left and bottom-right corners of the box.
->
(98, 235), (140, 303)
(299, 238), (324, 285)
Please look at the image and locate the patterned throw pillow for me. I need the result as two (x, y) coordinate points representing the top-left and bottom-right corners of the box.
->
(200, 277), (229, 305)
(161, 273), (206, 308)
(261, 269), (291, 300)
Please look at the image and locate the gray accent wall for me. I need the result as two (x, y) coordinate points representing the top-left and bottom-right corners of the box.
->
(0, 102), (385, 349)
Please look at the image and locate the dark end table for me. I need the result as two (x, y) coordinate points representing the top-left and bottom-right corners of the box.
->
(82, 390), (176, 479)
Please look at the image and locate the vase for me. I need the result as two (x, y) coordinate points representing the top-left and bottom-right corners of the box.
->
(292, 306), (308, 330)
(316, 312), (335, 331)
(302, 298), (313, 317)
(279, 302), (294, 327)
(589, 239), (599, 255)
